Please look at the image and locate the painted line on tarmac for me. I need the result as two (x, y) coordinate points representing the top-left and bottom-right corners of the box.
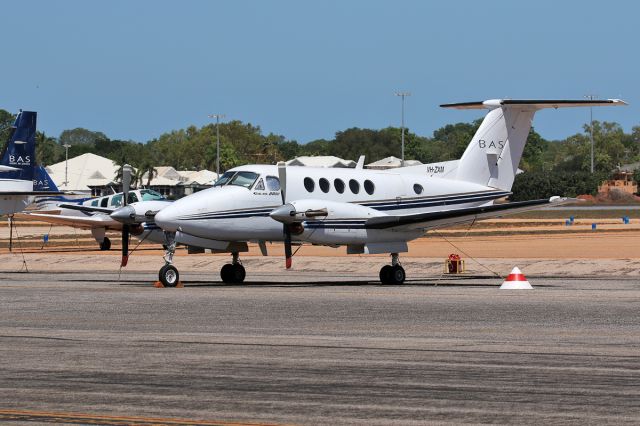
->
(0, 409), (284, 426)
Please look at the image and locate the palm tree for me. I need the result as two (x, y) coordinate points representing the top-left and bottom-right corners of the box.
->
(139, 161), (158, 188)
(114, 160), (138, 190)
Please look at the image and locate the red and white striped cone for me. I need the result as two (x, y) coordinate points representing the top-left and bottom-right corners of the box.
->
(500, 267), (533, 289)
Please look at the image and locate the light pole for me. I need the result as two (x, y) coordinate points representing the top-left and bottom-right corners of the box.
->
(62, 143), (71, 187)
(395, 92), (411, 166)
(585, 94), (596, 173)
(208, 114), (226, 177)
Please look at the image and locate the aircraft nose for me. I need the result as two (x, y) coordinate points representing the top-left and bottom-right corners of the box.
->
(110, 205), (136, 224)
(154, 205), (179, 232)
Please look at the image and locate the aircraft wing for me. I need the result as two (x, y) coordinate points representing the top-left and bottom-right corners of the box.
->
(57, 203), (115, 214)
(365, 197), (576, 231)
(15, 212), (123, 230)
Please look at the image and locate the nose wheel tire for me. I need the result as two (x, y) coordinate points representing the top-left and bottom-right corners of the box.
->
(379, 264), (405, 285)
(221, 263), (246, 284)
(99, 237), (111, 251)
(159, 264), (179, 287)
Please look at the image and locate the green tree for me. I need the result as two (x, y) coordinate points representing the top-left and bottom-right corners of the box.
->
(35, 131), (63, 165)
(0, 109), (15, 144)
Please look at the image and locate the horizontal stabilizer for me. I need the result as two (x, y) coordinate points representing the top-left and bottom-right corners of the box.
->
(366, 197), (576, 230)
(0, 190), (64, 195)
(440, 99), (627, 110)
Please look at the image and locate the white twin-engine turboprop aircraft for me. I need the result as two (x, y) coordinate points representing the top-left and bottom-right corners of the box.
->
(123, 98), (624, 287)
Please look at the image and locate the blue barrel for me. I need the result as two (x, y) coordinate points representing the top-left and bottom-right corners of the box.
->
(592, 223), (597, 230)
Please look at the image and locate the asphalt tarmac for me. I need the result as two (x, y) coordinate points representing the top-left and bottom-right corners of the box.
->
(0, 271), (638, 425)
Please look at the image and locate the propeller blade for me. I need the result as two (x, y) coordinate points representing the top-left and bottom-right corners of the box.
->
(283, 224), (292, 269)
(119, 164), (134, 268)
(121, 224), (130, 267)
(122, 164), (133, 206)
(277, 161), (287, 204)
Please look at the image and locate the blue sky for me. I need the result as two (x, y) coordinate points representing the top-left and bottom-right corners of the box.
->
(2, 0), (637, 143)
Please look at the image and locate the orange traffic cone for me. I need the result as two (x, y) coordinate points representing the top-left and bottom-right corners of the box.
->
(500, 267), (533, 289)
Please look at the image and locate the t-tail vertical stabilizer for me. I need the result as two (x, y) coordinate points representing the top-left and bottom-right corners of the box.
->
(0, 111), (37, 191)
(441, 99), (626, 191)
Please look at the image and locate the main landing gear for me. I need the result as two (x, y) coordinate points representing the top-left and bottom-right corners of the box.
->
(379, 253), (405, 285)
(99, 237), (111, 251)
(220, 252), (246, 284)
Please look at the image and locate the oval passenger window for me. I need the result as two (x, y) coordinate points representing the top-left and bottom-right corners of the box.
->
(364, 180), (375, 195)
(304, 177), (315, 192)
(414, 183), (423, 194)
(319, 178), (330, 193)
(349, 179), (360, 194)
(334, 178), (345, 194)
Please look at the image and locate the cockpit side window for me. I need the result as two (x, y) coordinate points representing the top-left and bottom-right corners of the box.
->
(100, 197), (109, 207)
(127, 192), (139, 204)
(254, 178), (265, 191)
(266, 176), (280, 191)
(91, 199), (99, 206)
(110, 194), (123, 207)
(140, 189), (165, 201)
(229, 171), (259, 189)
(213, 171), (236, 187)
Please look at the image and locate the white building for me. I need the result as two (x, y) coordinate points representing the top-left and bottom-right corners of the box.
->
(140, 166), (218, 198)
(46, 154), (218, 198)
(366, 156), (423, 170)
(286, 156), (356, 168)
(46, 153), (119, 194)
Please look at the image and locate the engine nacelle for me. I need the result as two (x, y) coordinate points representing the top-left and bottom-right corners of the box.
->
(271, 199), (385, 224)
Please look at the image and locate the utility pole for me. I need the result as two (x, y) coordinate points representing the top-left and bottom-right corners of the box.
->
(585, 94), (596, 173)
(208, 114), (226, 177)
(395, 92), (411, 166)
(62, 143), (71, 187)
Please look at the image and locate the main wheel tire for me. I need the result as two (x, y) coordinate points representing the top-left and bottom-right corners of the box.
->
(159, 264), (179, 287)
(99, 237), (111, 251)
(389, 265), (406, 285)
(231, 264), (246, 283)
(220, 263), (235, 283)
(379, 265), (393, 284)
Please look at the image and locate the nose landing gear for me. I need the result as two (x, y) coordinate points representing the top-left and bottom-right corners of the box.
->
(379, 253), (405, 285)
(220, 252), (246, 284)
(158, 231), (180, 287)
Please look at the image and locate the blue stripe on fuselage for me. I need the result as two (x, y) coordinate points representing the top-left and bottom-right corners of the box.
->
(175, 191), (508, 222)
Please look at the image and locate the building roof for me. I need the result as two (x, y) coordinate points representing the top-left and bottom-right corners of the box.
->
(366, 156), (423, 169)
(286, 156), (356, 168)
(141, 166), (218, 187)
(46, 153), (119, 192)
(620, 162), (640, 172)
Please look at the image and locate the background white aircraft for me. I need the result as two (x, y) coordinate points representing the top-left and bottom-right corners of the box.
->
(112, 99), (626, 287)
(19, 188), (170, 250)
(0, 111), (63, 214)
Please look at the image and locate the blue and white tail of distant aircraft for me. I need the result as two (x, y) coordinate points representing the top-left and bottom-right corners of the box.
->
(0, 110), (63, 215)
(124, 98), (626, 286)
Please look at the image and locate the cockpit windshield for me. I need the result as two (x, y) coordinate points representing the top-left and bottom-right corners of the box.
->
(213, 171), (235, 187)
(140, 189), (165, 201)
(228, 171), (259, 188)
